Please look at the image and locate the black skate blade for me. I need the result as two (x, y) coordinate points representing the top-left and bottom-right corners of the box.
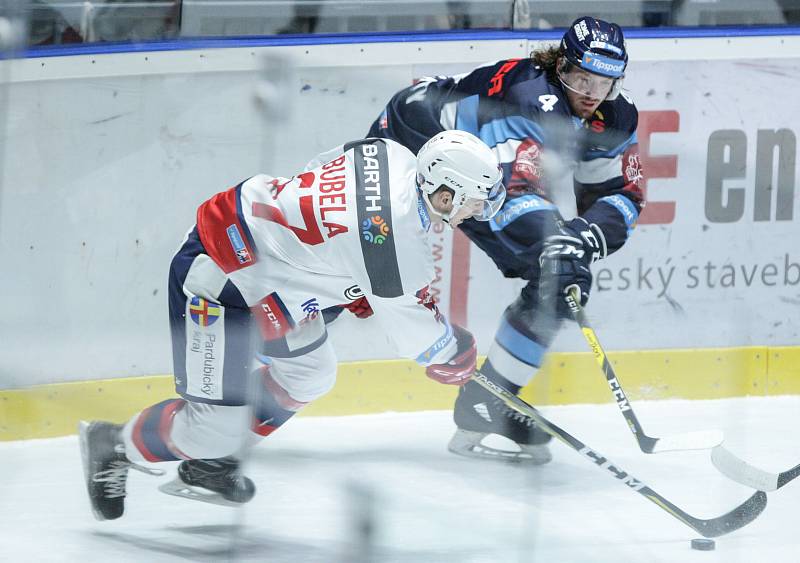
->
(448, 430), (552, 465)
(158, 477), (247, 507)
(78, 421), (108, 521)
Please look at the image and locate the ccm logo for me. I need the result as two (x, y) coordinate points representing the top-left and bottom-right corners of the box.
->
(253, 293), (294, 340)
(261, 303), (283, 330)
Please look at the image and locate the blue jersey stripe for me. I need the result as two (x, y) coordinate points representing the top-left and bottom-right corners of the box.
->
(478, 115), (546, 148)
(495, 319), (546, 367)
(599, 194), (639, 236)
(584, 131), (638, 160)
(455, 95), (480, 135)
(456, 96), (546, 147)
(490, 194), (556, 231)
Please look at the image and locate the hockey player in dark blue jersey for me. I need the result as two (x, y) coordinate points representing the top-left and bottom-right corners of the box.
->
(364, 17), (646, 463)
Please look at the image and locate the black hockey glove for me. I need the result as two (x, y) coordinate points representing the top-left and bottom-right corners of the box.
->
(538, 218), (607, 318)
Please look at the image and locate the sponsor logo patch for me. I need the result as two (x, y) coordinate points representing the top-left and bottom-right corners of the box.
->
(301, 297), (320, 316)
(349, 138), (402, 298)
(574, 20), (589, 41)
(226, 224), (252, 265)
(189, 296), (221, 327)
(582, 53), (625, 77)
(253, 293), (295, 341)
(416, 322), (453, 363)
(299, 298), (321, 325)
(361, 215), (390, 244)
(344, 285), (364, 301)
(491, 194), (555, 229)
(589, 40), (623, 56)
(185, 297), (225, 401)
(514, 141), (542, 180)
(600, 194), (639, 235)
(624, 153), (644, 186)
(417, 194), (431, 230)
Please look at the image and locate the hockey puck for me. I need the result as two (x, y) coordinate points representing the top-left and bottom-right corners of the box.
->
(690, 538), (716, 551)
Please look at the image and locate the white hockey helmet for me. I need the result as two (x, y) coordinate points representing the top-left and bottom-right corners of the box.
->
(416, 130), (506, 226)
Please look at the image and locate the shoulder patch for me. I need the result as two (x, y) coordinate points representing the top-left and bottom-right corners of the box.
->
(351, 139), (404, 298)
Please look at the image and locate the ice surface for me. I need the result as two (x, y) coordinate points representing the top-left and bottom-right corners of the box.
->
(1, 396), (798, 562)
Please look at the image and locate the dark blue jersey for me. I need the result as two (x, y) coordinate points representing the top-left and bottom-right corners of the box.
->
(367, 58), (645, 281)
(368, 59), (577, 185)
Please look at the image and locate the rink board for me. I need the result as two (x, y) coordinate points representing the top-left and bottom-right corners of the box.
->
(1, 32), (799, 390)
(2, 345), (798, 441)
(2, 32), (799, 441)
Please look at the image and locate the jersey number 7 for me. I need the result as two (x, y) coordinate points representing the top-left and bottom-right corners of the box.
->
(251, 172), (325, 245)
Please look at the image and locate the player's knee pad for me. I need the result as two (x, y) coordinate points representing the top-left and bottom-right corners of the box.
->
(169, 402), (250, 459)
(506, 285), (563, 342)
(262, 340), (337, 404)
(248, 349), (335, 438)
(123, 398), (188, 462)
(250, 362), (302, 437)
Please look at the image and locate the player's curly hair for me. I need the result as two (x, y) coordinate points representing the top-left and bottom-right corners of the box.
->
(530, 45), (560, 84)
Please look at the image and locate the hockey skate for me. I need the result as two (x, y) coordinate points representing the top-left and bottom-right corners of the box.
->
(158, 457), (256, 506)
(79, 421), (164, 521)
(448, 380), (553, 464)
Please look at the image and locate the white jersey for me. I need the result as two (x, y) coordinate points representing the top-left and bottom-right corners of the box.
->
(195, 138), (457, 365)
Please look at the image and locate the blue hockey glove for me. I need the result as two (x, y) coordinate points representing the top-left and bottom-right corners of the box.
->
(538, 218), (606, 317)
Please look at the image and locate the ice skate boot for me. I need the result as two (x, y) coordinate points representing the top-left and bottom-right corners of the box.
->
(79, 421), (164, 521)
(159, 457), (255, 506)
(448, 379), (553, 464)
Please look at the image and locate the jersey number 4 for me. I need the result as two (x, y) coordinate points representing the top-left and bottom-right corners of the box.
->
(538, 95), (558, 112)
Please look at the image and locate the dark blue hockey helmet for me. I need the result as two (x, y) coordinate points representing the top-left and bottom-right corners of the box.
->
(559, 17), (627, 100)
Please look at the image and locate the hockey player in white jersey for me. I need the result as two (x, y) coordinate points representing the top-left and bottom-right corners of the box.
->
(79, 131), (506, 520)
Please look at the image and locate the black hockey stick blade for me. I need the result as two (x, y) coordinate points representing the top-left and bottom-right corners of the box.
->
(712, 445), (800, 491)
(565, 289), (724, 454)
(472, 372), (767, 538)
(672, 489), (768, 538)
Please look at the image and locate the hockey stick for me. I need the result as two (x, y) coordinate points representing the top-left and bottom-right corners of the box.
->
(711, 446), (800, 491)
(565, 289), (724, 453)
(472, 372), (767, 538)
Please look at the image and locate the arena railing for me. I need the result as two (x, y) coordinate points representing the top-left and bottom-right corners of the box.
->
(19, 0), (800, 48)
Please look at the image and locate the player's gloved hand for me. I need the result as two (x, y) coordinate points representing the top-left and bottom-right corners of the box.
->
(538, 218), (606, 317)
(341, 296), (374, 319)
(425, 325), (477, 385)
